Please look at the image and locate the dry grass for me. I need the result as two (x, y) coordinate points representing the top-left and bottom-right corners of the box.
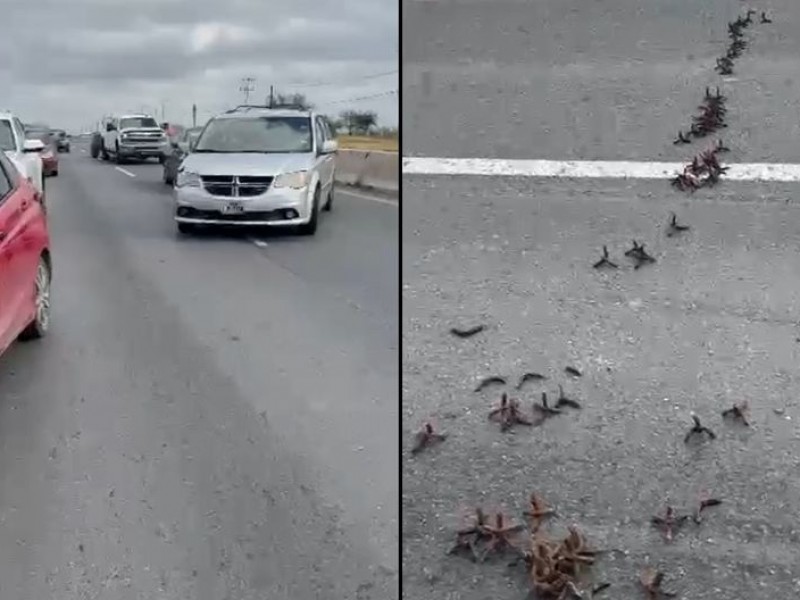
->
(336, 135), (398, 152)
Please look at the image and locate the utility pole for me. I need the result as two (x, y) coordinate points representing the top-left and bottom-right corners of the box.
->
(239, 77), (256, 104)
(268, 85), (275, 108)
(192, 103), (197, 128)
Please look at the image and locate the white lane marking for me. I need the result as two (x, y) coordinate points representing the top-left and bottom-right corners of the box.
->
(81, 148), (87, 153)
(251, 239), (269, 248)
(403, 157), (800, 183)
(339, 187), (398, 207)
(115, 166), (136, 178)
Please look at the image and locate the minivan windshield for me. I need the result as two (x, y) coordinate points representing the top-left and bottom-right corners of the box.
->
(119, 117), (159, 129)
(193, 116), (313, 154)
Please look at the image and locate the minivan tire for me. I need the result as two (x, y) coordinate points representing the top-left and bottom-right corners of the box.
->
(296, 187), (320, 236)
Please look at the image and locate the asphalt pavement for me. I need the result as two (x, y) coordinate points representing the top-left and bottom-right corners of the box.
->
(404, 0), (800, 162)
(0, 143), (399, 599)
(403, 1), (800, 599)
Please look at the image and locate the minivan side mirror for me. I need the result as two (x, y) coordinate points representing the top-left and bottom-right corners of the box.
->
(23, 139), (45, 153)
(320, 140), (338, 154)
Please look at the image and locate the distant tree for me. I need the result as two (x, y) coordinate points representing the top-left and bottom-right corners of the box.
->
(376, 126), (398, 138)
(339, 110), (377, 135)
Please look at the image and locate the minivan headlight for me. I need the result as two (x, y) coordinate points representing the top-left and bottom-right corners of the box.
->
(273, 171), (309, 190)
(176, 170), (202, 188)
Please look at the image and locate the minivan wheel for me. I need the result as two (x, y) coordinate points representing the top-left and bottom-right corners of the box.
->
(296, 187), (320, 236)
(19, 256), (52, 341)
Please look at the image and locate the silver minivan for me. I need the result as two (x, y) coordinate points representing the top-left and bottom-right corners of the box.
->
(173, 105), (338, 236)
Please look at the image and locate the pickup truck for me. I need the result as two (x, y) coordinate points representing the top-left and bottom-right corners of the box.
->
(99, 114), (169, 164)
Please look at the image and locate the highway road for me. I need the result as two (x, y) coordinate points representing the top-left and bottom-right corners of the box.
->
(0, 143), (399, 599)
(403, 1), (800, 599)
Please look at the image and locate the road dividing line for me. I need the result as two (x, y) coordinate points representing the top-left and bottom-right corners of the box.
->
(251, 239), (269, 248)
(402, 157), (800, 183)
(114, 166), (137, 178)
(339, 188), (398, 207)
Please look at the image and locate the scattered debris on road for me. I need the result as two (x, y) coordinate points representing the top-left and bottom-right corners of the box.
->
(474, 375), (507, 393)
(722, 401), (750, 426)
(450, 324), (486, 338)
(666, 212), (690, 237)
(407, 7), (780, 598)
(532, 392), (563, 425)
(692, 495), (723, 524)
(669, 10), (771, 192)
(448, 508), (525, 563)
(488, 393), (534, 432)
(639, 566), (678, 599)
(651, 505), (690, 543)
(411, 423), (448, 455)
(564, 366), (583, 378)
(683, 414), (717, 444)
(555, 385), (581, 410)
(516, 371), (547, 389)
(592, 245), (618, 270)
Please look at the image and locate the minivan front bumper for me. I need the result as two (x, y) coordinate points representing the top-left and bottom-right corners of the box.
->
(174, 184), (313, 227)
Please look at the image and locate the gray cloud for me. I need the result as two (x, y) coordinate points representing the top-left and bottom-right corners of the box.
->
(1, 0), (397, 130)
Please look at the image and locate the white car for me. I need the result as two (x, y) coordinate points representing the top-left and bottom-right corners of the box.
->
(173, 105), (338, 236)
(0, 112), (45, 196)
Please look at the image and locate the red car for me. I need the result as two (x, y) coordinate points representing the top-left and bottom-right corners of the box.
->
(0, 150), (51, 355)
(25, 128), (59, 177)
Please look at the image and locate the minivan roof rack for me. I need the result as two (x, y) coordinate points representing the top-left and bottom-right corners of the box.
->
(224, 103), (308, 114)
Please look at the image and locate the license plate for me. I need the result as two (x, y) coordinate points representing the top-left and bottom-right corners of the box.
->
(221, 201), (244, 214)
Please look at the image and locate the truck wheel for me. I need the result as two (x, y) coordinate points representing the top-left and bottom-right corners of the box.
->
(115, 143), (125, 164)
(90, 144), (99, 159)
(101, 145), (109, 161)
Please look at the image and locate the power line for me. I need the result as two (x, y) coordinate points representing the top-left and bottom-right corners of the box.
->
(321, 89), (398, 107)
(285, 69), (399, 89)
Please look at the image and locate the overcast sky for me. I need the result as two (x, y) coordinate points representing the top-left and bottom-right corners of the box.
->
(0, 0), (397, 131)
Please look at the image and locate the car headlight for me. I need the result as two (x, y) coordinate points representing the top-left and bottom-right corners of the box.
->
(176, 170), (202, 188)
(273, 171), (309, 190)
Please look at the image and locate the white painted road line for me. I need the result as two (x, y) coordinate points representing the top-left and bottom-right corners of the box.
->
(340, 188), (398, 207)
(402, 157), (800, 183)
(115, 166), (137, 178)
(251, 239), (269, 248)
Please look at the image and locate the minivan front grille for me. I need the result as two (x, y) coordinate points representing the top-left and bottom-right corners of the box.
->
(201, 175), (273, 197)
